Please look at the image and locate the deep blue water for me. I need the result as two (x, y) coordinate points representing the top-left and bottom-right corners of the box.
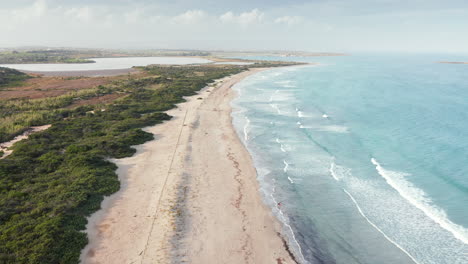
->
(231, 54), (468, 264)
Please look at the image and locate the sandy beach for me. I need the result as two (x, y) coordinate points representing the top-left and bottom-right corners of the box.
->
(80, 68), (296, 264)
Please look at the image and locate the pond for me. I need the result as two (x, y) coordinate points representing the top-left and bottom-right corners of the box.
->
(0, 57), (213, 72)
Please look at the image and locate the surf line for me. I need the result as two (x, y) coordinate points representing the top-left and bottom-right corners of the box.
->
(243, 116), (250, 142)
(342, 189), (421, 264)
(280, 144), (286, 152)
(328, 159), (340, 181)
(371, 158), (468, 245)
(283, 160), (289, 172)
(275, 138), (287, 152)
(270, 187), (307, 264)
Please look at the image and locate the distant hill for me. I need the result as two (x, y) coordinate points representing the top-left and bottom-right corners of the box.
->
(0, 67), (30, 87)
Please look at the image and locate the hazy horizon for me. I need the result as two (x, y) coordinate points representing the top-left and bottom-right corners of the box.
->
(1, 0), (468, 54)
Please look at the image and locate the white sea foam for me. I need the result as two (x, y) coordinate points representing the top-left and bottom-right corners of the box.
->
(235, 87), (242, 96)
(317, 125), (349, 133)
(274, 79), (297, 88)
(243, 116), (250, 142)
(275, 138), (287, 152)
(371, 158), (468, 245)
(280, 145), (286, 152)
(283, 160), (289, 172)
(269, 90), (279, 102)
(329, 160), (340, 181)
(275, 80), (294, 85)
(269, 104), (282, 115)
(343, 189), (421, 264)
(299, 125), (349, 133)
(329, 159), (353, 181)
(273, 72), (283, 76)
(267, 90), (296, 106)
(288, 177), (295, 184)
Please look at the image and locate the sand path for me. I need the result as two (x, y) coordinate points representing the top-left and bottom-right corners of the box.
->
(80, 69), (295, 264)
(0, 125), (51, 159)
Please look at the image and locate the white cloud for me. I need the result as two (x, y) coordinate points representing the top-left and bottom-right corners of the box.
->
(124, 9), (144, 24)
(274, 16), (303, 26)
(2, 1), (465, 53)
(9, 0), (47, 23)
(65, 6), (93, 22)
(173, 10), (206, 24)
(220, 9), (264, 26)
(219, 11), (234, 23)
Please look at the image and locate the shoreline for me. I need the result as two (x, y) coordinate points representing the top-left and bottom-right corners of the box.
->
(437, 61), (468, 64)
(20, 68), (139, 77)
(80, 68), (296, 263)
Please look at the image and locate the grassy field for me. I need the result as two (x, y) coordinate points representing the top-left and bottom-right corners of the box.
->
(0, 61), (301, 263)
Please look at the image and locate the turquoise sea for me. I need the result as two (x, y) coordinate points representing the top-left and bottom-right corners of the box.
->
(231, 55), (468, 264)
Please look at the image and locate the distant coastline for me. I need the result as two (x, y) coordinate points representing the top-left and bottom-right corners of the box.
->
(437, 61), (468, 64)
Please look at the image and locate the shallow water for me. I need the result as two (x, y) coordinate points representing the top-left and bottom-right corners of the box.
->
(231, 54), (468, 264)
(0, 57), (212, 72)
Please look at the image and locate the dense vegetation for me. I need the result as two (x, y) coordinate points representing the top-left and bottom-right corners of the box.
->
(0, 85), (113, 142)
(0, 67), (30, 88)
(0, 50), (94, 64)
(0, 65), (249, 263)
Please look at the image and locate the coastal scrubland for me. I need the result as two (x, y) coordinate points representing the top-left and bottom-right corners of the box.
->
(0, 61), (299, 264)
(0, 76), (112, 101)
(0, 67), (30, 88)
(0, 50), (94, 64)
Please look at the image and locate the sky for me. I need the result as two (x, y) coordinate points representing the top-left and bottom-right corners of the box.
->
(1, 0), (468, 53)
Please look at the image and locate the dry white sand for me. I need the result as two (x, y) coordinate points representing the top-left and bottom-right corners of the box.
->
(80, 69), (296, 264)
